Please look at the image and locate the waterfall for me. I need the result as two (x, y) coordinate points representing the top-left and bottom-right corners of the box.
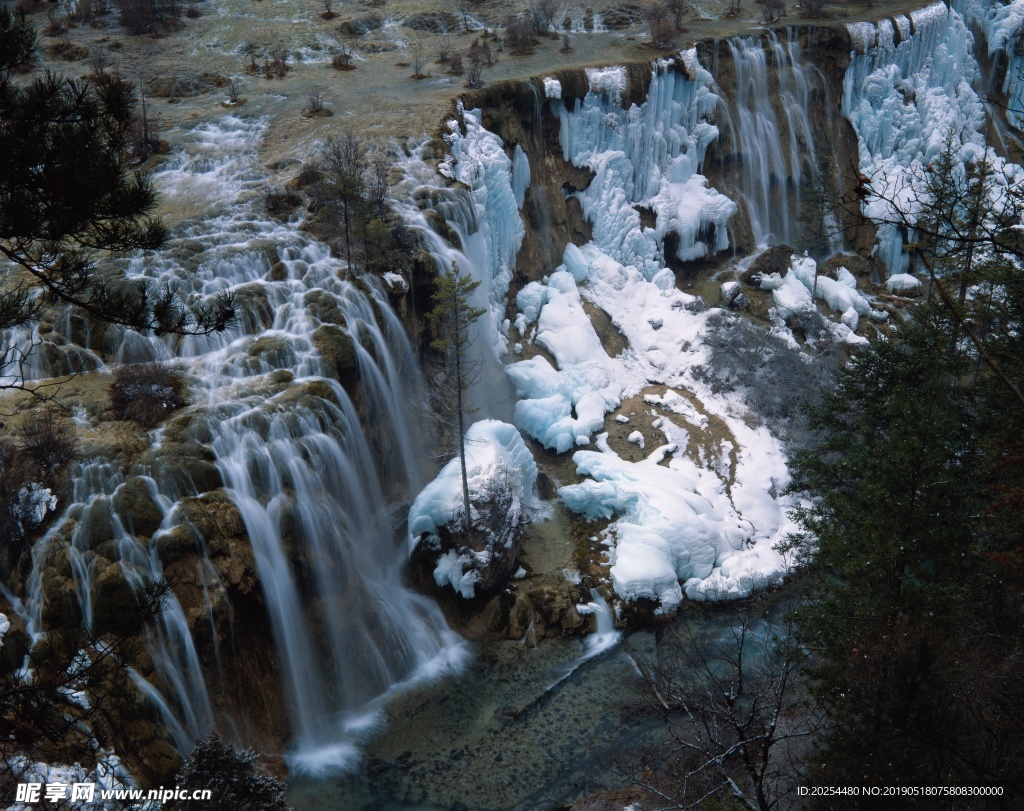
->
(842, 2), (987, 275)
(713, 30), (823, 247)
(4, 115), (465, 773)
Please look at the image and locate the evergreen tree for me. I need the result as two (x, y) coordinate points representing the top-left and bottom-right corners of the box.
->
(426, 261), (484, 532)
(0, 8), (236, 389)
(785, 299), (1024, 798)
(170, 734), (291, 811)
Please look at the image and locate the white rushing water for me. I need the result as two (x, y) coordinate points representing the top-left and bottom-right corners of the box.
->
(715, 30), (824, 246)
(7, 114), (466, 773)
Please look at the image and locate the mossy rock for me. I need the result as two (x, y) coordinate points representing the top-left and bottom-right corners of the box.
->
(112, 476), (163, 539)
(312, 324), (358, 392)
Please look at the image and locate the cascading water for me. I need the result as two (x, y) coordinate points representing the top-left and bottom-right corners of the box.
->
(4, 114), (464, 772)
(712, 30), (824, 247)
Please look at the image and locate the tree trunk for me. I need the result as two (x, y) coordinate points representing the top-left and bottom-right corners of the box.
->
(454, 291), (472, 531)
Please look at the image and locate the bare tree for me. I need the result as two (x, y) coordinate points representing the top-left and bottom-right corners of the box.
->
(332, 44), (355, 70)
(504, 14), (536, 55)
(664, 0), (689, 29)
(437, 33), (453, 64)
(527, 0), (558, 34)
(465, 39), (486, 87)
(621, 593), (823, 811)
(448, 50), (464, 76)
(644, 2), (674, 48)
(761, 0), (785, 24)
(410, 39), (428, 78)
(320, 133), (367, 273)
(560, 32), (572, 53)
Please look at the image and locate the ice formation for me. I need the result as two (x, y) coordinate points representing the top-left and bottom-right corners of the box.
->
(842, 3), (987, 274)
(963, 0), (1024, 130)
(556, 60), (735, 277)
(443, 106), (527, 355)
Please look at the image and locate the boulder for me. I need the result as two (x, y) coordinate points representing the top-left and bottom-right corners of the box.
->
(311, 324), (358, 392)
(741, 244), (795, 285)
(112, 476), (163, 539)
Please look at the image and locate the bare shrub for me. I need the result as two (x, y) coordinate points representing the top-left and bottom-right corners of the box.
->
(332, 46), (355, 70)
(504, 14), (536, 55)
(44, 8), (67, 36)
(644, 2), (674, 48)
(761, 0), (785, 23)
(110, 362), (188, 428)
(437, 34), (453, 64)
(320, 0), (336, 19)
(410, 40), (428, 78)
(227, 77), (241, 102)
(664, 0), (689, 28)
(293, 159), (322, 188)
(306, 88), (326, 112)
(560, 33), (572, 53)
(264, 185), (302, 215)
(88, 51), (111, 76)
(448, 50), (463, 76)
(19, 409), (76, 479)
(465, 39), (487, 87)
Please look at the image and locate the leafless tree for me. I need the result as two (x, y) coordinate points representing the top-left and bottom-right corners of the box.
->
(410, 40), (429, 78)
(465, 39), (487, 87)
(504, 14), (536, 55)
(560, 32), (572, 53)
(620, 592), (823, 811)
(437, 34), (453, 64)
(227, 77), (241, 103)
(332, 45), (355, 69)
(448, 50), (464, 75)
(527, 0), (558, 34)
(644, 2), (674, 48)
(664, 0), (689, 29)
(761, 0), (785, 24)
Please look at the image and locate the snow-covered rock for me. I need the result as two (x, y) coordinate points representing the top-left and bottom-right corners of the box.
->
(408, 421), (538, 598)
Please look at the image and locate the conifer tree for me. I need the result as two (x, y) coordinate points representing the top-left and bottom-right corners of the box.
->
(0, 8), (236, 390)
(426, 261), (484, 532)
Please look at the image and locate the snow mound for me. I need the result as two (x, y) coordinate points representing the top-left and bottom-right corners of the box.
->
(408, 420), (537, 546)
(543, 76), (562, 99)
(560, 447), (754, 613)
(886, 272), (922, 293)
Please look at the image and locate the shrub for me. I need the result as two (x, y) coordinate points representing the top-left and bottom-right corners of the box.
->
(503, 14), (536, 55)
(19, 408), (76, 479)
(109, 362), (188, 428)
(264, 185), (301, 215)
(331, 46), (354, 70)
(306, 88), (325, 112)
